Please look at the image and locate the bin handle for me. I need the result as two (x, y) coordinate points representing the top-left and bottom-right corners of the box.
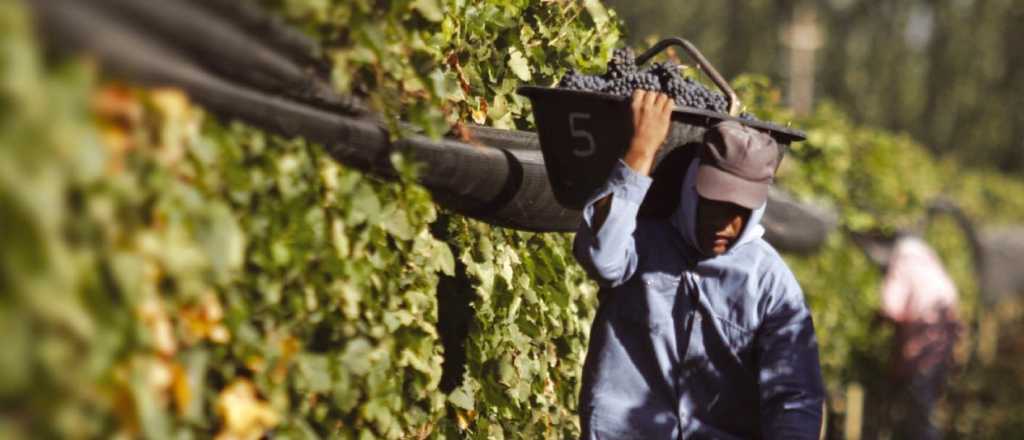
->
(636, 37), (741, 117)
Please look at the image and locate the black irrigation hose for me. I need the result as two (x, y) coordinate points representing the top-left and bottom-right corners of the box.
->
(762, 189), (838, 254)
(88, 0), (366, 115)
(29, 0), (385, 162)
(190, 0), (327, 71)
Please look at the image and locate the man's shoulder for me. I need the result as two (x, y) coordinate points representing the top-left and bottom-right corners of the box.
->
(753, 237), (788, 263)
(734, 237), (785, 265)
(736, 238), (800, 285)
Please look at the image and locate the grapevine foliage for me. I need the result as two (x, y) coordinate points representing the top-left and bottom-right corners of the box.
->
(1, 1), (614, 438)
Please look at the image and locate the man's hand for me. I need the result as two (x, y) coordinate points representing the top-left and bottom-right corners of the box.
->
(590, 90), (673, 232)
(624, 90), (674, 176)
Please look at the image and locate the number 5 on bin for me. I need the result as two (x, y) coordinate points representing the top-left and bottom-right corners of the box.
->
(569, 112), (595, 157)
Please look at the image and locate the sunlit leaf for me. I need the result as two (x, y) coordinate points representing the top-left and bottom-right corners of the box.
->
(507, 47), (532, 81)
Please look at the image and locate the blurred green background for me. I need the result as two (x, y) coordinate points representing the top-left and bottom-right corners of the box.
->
(609, 0), (1024, 173)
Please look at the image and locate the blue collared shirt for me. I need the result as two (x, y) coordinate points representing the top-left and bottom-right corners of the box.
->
(573, 160), (825, 439)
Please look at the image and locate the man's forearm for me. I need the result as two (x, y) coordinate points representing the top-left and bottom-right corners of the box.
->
(591, 144), (656, 233)
(623, 139), (657, 176)
(573, 91), (670, 287)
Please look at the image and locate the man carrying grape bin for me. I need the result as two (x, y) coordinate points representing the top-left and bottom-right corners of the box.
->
(572, 90), (826, 439)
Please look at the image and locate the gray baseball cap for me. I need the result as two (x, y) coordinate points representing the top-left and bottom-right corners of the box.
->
(695, 121), (781, 209)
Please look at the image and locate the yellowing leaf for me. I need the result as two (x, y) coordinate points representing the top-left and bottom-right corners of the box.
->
(138, 297), (177, 356)
(471, 107), (487, 125)
(456, 410), (471, 430)
(171, 362), (191, 417)
(215, 380), (279, 440)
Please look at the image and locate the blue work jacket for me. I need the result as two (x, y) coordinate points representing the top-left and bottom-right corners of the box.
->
(572, 159), (825, 439)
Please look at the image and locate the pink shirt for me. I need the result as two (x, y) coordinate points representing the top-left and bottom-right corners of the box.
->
(880, 236), (959, 324)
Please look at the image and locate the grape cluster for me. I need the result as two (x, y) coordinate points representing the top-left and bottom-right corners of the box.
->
(605, 47), (637, 79)
(557, 48), (757, 120)
(557, 69), (607, 91)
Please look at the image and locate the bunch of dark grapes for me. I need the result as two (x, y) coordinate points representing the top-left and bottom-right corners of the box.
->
(603, 72), (659, 97)
(555, 47), (757, 120)
(648, 62), (678, 86)
(605, 47), (637, 79)
(558, 69), (607, 91)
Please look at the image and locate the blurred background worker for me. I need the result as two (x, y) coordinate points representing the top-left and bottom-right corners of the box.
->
(878, 235), (962, 440)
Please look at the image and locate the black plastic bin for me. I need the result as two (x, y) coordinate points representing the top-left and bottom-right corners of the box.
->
(517, 38), (806, 210)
